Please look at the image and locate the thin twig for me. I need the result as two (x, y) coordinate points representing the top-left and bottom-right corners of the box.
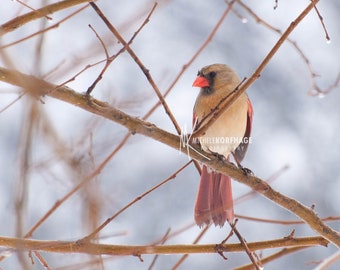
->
(85, 23), (111, 95)
(56, 59), (106, 87)
(310, 0), (330, 42)
(0, 91), (26, 113)
(33, 251), (52, 270)
(230, 220), (263, 270)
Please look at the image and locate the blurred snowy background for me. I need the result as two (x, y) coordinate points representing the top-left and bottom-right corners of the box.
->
(1, 0), (340, 269)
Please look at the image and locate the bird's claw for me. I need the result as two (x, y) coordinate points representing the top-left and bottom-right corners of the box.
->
(209, 151), (227, 162)
(239, 165), (253, 176)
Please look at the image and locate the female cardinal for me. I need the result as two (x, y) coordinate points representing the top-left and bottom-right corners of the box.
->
(192, 64), (253, 227)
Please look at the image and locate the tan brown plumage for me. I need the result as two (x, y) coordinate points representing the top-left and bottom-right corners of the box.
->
(192, 64), (253, 227)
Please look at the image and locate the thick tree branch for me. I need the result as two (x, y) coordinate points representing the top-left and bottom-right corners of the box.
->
(0, 0), (91, 36)
(0, 235), (328, 256)
(0, 66), (339, 248)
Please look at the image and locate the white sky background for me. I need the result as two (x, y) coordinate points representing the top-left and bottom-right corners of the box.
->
(1, 0), (340, 269)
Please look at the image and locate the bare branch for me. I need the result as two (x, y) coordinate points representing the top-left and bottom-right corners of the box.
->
(0, 235), (328, 256)
(0, 91), (26, 113)
(310, 0), (330, 42)
(230, 220), (263, 269)
(0, 0), (91, 36)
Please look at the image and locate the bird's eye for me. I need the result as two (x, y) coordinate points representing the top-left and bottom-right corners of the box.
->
(197, 70), (201, 76)
(208, 71), (216, 79)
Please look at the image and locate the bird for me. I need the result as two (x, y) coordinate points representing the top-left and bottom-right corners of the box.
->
(192, 63), (253, 227)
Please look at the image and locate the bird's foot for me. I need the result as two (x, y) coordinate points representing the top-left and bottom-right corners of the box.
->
(231, 153), (254, 176)
(240, 166), (253, 176)
(212, 152), (227, 162)
(236, 163), (253, 176)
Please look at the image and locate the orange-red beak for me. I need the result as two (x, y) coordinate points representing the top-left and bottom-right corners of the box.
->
(192, 76), (209, 88)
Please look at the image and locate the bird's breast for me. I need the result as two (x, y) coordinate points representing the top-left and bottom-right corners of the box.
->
(194, 94), (248, 157)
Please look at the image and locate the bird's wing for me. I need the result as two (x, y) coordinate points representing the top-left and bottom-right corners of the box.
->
(233, 98), (253, 163)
